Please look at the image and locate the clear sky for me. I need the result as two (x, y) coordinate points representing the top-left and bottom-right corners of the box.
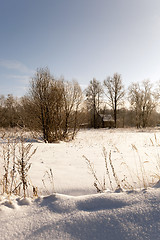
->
(1, 0), (160, 96)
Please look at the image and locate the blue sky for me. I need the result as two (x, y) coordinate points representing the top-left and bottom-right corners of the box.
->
(1, 0), (160, 96)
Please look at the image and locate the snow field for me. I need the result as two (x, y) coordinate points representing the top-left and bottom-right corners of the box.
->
(29, 128), (160, 195)
(1, 128), (160, 239)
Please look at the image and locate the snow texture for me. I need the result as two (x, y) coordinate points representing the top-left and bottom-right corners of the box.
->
(0, 128), (160, 239)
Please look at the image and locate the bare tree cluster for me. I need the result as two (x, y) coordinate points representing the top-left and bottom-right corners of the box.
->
(85, 73), (125, 128)
(85, 73), (159, 128)
(0, 94), (22, 128)
(21, 68), (82, 142)
(1, 69), (160, 133)
(128, 80), (156, 128)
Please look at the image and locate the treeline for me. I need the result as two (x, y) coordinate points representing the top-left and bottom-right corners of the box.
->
(0, 68), (160, 142)
(85, 73), (160, 129)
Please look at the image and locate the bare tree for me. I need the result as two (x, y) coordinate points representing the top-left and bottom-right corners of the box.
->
(63, 80), (82, 138)
(128, 83), (142, 128)
(85, 78), (103, 128)
(104, 73), (125, 128)
(3, 94), (19, 128)
(49, 80), (65, 141)
(26, 68), (68, 142)
(29, 67), (53, 142)
(22, 68), (82, 142)
(128, 80), (156, 128)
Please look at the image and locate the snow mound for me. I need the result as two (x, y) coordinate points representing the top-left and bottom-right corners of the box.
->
(37, 194), (76, 213)
(76, 193), (127, 211)
(2, 200), (17, 209)
(153, 180), (160, 188)
(1, 188), (160, 240)
(17, 197), (32, 206)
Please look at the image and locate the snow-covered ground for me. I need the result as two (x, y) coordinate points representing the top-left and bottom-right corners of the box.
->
(1, 128), (160, 239)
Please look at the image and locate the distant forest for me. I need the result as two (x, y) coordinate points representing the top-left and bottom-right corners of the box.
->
(1, 67), (160, 142)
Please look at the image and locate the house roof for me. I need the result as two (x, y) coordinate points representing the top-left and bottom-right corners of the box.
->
(99, 114), (114, 122)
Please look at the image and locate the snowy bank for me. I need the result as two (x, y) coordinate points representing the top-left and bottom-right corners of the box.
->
(0, 188), (160, 240)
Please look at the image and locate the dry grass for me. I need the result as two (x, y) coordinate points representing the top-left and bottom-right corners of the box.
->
(83, 147), (123, 193)
(42, 168), (55, 195)
(0, 129), (37, 198)
(83, 139), (159, 193)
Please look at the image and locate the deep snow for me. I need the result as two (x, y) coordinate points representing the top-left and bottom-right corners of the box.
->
(1, 128), (160, 240)
(1, 189), (160, 240)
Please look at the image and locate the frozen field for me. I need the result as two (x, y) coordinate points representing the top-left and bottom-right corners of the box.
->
(1, 128), (160, 240)
(30, 128), (160, 195)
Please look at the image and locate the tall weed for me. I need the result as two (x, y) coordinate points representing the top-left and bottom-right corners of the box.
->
(0, 130), (37, 197)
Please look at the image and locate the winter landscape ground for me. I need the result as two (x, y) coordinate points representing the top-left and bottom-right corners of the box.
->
(1, 128), (160, 239)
